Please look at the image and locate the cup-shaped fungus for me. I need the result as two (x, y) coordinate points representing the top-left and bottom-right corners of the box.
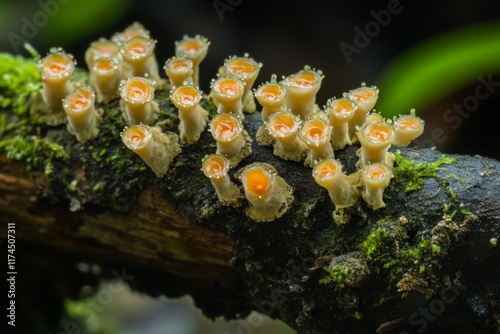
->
(209, 113), (252, 167)
(224, 56), (261, 113)
(361, 162), (392, 209)
(348, 85), (379, 140)
(164, 57), (194, 88)
(63, 86), (102, 142)
(300, 118), (334, 167)
(112, 22), (151, 45)
(37, 50), (75, 113)
(120, 36), (161, 84)
(362, 112), (384, 127)
(357, 122), (395, 168)
(119, 76), (160, 125)
(201, 154), (242, 207)
(211, 76), (245, 119)
(171, 85), (209, 144)
(282, 67), (323, 120)
(326, 98), (358, 150)
(267, 111), (307, 162)
(175, 35), (210, 87)
(238, 162), (294, 222)
(255, 80), (287, 122)
(393, 111), (424, 146)
(90, 57), (122, 103)
(122, 124), (181, 178)
(84, 38), (121, 71)
(313, 158), (359, 210)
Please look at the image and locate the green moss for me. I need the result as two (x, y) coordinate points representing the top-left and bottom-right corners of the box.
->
(0, 50), (41, 117)
(359, 227), (390, 260)
(0, 135), (68, 176)
(393, 150), (455, 192)
(320, 264), (350, 287)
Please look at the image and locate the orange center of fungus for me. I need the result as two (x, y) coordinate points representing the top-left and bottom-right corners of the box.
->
(66, 88), (92, 111)
(268, 113), (297, 136)
(350, 88), (375, 102)
(124, 37), (153, 56)
(172, 86), (200, 106)
(215, 77), (243, 96)
(202, 155), (228, 178)
(227, 58), (258, 75)
(333, 99), (356, 115)
(286, 71), (318, 88)
(178, 39), (204, 55)
(365, 163), (390, 180)
(94, 58), (115, 73)
(243, 167), (272, 198)
(123, 125), (150, 149)
(169, 58), (192, 71)
(211, 114), (241, 141)
(302, 119), (329, 143)
(314, 160), (339, 179)
(364, 123), (394, 142)
(41, 53), (73, 77)
(123, 78), (153, 101)
(257, 84), (285, 101)
(396, 116), (421, 129)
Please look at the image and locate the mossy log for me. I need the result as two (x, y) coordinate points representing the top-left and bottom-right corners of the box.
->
(1, 75), (500, 333)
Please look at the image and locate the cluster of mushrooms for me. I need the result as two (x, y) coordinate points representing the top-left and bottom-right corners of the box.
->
(35, 22), (425, 223)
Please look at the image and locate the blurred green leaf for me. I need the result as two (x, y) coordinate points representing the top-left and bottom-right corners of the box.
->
(42, 0), (133, 44)
(376, 21), (500, 117)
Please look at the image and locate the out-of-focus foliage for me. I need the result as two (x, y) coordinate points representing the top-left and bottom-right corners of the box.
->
(42, 0), (133, 44)
(377, 21), (500, 117)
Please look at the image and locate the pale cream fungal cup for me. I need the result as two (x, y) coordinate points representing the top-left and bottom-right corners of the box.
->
(201, 154), (242, 207)
(171, 85), (209, 144)
(122, 124), (181, 178)
(63, 86), (102, 142)
(119, 76), (160, 126)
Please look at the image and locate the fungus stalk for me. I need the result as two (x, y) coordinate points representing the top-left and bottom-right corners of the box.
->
(209, 113), (252, 167)
(38, 50), (75, 113)
(238, 163), (294, 222)
(313, 158), (359, 210)
(164, 57), (194, 88)
(326, 98), (357, 150)
(300, 118), (334, 167)
(119, 77), (160, 126)
(171, 85), (209, 144)
(122, 124), (181, 178)
(201, 154), (242, 207)
(63, 86), (102, 142)
(357, 122), (395, 168)
(348, 85), (379, 141)
(361, 163), (392, 209)
(223, 56), (261, 113)
(393, 110), (425, 146)
(120, 36), (161, 84)
(254, 79), (286, 146)
(282, 67), (323, 120)
(90, 57), (122, 103)
(175, 35), (209, 87)
(211, 76), (245, 120)
(267, 111), (307, 162)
